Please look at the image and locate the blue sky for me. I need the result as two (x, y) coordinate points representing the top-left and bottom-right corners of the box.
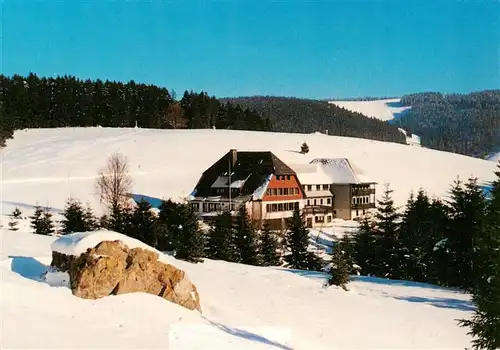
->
(2, 0), (499, 99)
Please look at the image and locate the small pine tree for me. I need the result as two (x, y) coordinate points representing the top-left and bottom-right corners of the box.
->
(300, 142), (309, 154)
(29, 205), (44, 235)
(372, 184), (401, 279)
(352, 215), (377, 276)
(155, 199), (180, 251)
(83, 204), (99, 231)
(61, 198), (87, 234)
(284, 206), (322, 270)
(234, 205), (260, 265)
(173, 204), (204, 263)
(328, 241), (351, 290)
(259, 221), (281, 266)
(206, 210), (237, 262)
(8, 207), (22, 231)
(107, 204), (133, 236)
(130, 200), (157, 247)
(40, 208), (55, 236)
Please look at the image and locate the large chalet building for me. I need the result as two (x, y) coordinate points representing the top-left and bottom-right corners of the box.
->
(187, 149), (306, 230)
(188, 149), (376, 229)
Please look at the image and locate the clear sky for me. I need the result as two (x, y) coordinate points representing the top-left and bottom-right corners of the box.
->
(2, 0), (499, 99)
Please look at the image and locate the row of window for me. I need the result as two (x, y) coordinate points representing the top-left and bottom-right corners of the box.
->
(266, 201), (300, 212)
(191, 202), (235, 213)
(266, 187), (300, 196)
(306, 198), (332, 206)
(352, 196), (370, 205)
(275, 175), (291, 181)
(303, 184), (330, 192)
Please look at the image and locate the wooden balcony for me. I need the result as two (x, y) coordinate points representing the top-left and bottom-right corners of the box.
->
(303, 205), (334, 215)
(351, 203), (376, 210)
(351, 188), (376, 196)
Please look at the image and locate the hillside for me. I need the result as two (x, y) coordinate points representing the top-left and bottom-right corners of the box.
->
(1, 127), (496, 221)
(395, 90), (500, 158)
(222, 96), (407, 144)
(1, 228), (476, 349)
(327, 98), (421, 146)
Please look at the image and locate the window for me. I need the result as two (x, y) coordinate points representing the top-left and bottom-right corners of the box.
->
(284, 188), (289, 195)
(327, 215), (332, 223)
(323, 184), (329, 190)
(320, 198), (324, 205)
(313, 199), (317, 205)
(203, 203), (208, 212)
(266, 204), (271, 212)
(307, 200), (310, 206)
(272, 204), (277, 211)
(276, 175), (281, 180)
(307, 185), (312, 191)
(278, 203), (283, 211)
(315, 216), (325, 223)
(266, 189), (271, 196)
(295, 188), (299, 195)
(327, 198), (331, 205)
(278, 188), (283, 195)
(316, 185), (321, 191)
(294, 202), (299, 209)
(286, 175), (290, 180)
(271, 188), (277, 196)
(190, 203), (199, 210)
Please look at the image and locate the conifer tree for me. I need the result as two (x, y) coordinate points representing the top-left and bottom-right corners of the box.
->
(445, 177), (487, 290)
(107, 205), (133, 236)
(29, 205), (44, 235)
(8, 207), (22, 231)
(459, 163), (500, 349)
(130, 200), (157, 247)
(284, 206), (323, 270)
(172, 204), (204, 263)
(155, 199), (180, 251)
(300, 142), (309, 154)
(83, 204), (99, 231)
(234, 205), (260, 265)
(259, 221), (281, 266)
(328, 241), (351, 290)
(40, 208), (55, 236)
(206, 210), (237, 262)
(372, 184), (401, 278)
(352, 215), (377, 276)
(61, 198), (87, 234)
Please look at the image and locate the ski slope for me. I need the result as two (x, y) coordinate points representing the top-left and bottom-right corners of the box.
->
(328, 98), (420, 146)
(0, 228), (476, 349)
(328, 98), (411, 122)
(1, 127), (496, 222)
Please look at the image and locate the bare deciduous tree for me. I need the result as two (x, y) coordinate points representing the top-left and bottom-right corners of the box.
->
(96, 152), (133, 211)
(164, 102), (187, 129)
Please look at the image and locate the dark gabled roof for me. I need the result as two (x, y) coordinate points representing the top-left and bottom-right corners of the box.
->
(192, 150), (295, 199)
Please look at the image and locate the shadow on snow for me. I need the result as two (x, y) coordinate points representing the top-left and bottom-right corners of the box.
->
(203, 317), (293, 350)
(9, 255), (48, 281)
(394, 295), (474, 311)
(1, 200), (63, 214)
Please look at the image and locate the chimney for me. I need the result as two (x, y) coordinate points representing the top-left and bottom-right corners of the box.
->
(230, 149), (237, 167)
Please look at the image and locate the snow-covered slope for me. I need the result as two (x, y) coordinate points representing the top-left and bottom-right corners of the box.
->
(328, 98), (420, 146)
(1, 127), (496, 221)
(0, 229), (475, 349)
(328, 98), (411, 122)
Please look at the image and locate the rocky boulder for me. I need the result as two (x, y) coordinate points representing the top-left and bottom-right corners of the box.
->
(50, 240), (201, 312)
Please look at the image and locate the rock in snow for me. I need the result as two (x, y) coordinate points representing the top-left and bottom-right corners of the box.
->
(49, 231), (201, 312)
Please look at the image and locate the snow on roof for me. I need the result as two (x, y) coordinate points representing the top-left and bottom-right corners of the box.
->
(310, 158), (373, 184)
(252, 174), (272, 200)
(290, 163), (332, 185)
(50, 230), (175, 264)
(211, 175), (249, 189)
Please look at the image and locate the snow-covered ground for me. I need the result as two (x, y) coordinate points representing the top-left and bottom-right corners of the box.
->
(1, 127), (496, 224)
(1, 228), (475, 349)
(328, 98), (420, 146)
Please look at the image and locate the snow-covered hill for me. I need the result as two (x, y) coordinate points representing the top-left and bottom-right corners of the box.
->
(1, 127), (496, 222)
(0, 228), (475, 349)
(328, 98), (411, 122)
(328, 98), (420, 146)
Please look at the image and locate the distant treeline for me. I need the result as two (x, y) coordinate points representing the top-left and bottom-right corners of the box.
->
(396, 90), (500, 158)
(222, 96), (407, 144)
(0, 73), (271, 146)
